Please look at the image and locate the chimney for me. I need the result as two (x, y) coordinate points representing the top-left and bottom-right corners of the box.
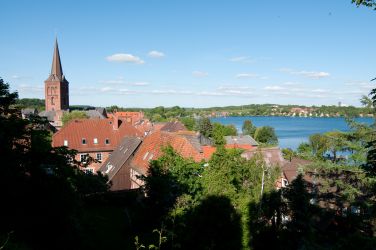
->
(113, 112), (121, 130)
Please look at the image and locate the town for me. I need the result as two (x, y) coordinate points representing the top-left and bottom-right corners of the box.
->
(1, 1), (376, 250)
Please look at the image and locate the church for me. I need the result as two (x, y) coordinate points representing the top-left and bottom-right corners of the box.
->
(39, 39), (70, 127)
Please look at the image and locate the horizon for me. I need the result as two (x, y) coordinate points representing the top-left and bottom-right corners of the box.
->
(1, 1), (376, 108)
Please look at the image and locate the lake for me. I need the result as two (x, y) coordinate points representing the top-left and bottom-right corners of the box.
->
(210, 116), (374, 150)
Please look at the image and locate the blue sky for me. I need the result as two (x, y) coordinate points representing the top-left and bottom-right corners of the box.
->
(1, 0), (375, 108)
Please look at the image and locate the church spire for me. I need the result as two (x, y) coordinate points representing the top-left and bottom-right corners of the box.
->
(50, 38), (63, 79)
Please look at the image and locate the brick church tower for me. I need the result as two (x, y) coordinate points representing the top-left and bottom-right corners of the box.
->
(44, 39), (69, 111)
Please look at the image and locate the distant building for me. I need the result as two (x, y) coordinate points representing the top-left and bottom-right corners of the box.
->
(52, 115), (143, 172)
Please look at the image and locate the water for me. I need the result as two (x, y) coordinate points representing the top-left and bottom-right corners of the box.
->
(210, 116), (374, 150)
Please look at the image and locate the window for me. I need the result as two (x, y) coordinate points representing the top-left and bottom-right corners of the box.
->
(63, 140), (68, 146)
(96, 153), (102, 162)
(93, 138), (98, 144)
(105, 138), (110, 144)
(51, 97), (55, 105)
(82, 138), (86, 144)
(143, 152), (149, 160)
(84, 168), (94, 174)
(80, 154), (88, 163)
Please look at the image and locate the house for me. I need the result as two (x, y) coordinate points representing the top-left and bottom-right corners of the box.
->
(99, 136), (142, 191)
(160, 120), (187, 132)
(129, 130), (207, 189)
(107, 111), (144, 125)
(52, 115), (143, 172)
(276, 158), (312, 189)
(225, 135), (258, 150)
(99, 130), (208, 190)
(21, 108), (38, 119)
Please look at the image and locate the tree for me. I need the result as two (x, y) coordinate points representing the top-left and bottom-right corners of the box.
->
(324, 131), (349, 162)
(197, 117), (213, 138)
(211, 123), (237, 145)
(352, 0), (376, 10)
(309, 133), (328, 159)
(61, 110), (89, 125)
(254, 126), (278, 145)
(242, 120), (256, 136)
(282, 148), (295, 162)
(179, 117), (196, 131)
(0, 77), (108, 249)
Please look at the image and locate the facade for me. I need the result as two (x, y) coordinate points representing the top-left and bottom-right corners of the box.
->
(52, 115), (143, 172)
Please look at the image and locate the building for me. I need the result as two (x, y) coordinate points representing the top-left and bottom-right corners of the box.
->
(52, 115), (143, 172)
(39, 39), (69, 128)
(98, 130), (210, 190)
(225, 135), (259, 150)
(99, 137), (142, 191)
(44, 39), (69, 112)
(107, 111), (144, 125)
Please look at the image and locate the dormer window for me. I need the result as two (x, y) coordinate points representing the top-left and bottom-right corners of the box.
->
(105, 138), (110, 145)
(63, 140), (68, 146)
(93, 138), (98, 144)
(82, 138), (86, 144)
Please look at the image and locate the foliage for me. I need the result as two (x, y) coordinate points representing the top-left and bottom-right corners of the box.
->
(15, 98), (45, 111)
(242, 119), (256, 136)
(196, 117), (213, 138)
(179, 117), (196, 131)
(282, 148), (295, 162)
(61, 110), (89, 125)
(254, 126), (278, 145)
(0, 77), (109, 249)
(211, 122), (237, 145)
(352, 0), (376, 10)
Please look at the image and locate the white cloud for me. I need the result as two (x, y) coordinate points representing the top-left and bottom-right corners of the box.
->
(17, 84), (43, 93)
(264, 85), (286, 91)
(235, 73), (259, 79)
(218, 86), (253, 91)
(283, 81), (300, 86)
(99, 79), (126, 84)
(279, 68), (330, 79)
(192, 71), (208, 78)
(148, 50), (165, 58)
(293, 71), (330, 79)
(229, 56), (255, 63)
(130, 82), (150, 86)
(311, 88), (329, 93)
(106, 53), (144, 64)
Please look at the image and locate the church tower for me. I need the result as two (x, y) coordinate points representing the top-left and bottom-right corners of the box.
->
(44, 39), (69, 111)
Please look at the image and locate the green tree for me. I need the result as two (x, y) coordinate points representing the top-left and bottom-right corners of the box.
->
(254, 126), (278, 145)
(197, 117), (213, 138)
(309, 133), (328, 159)
(242, 120), (256, 136)
(0, 77), (108, 249)
(179, 117), (196, 131)
(352, 0), (376, 10)
(62, 110), (89, 125)
(282, 148), (295, 162)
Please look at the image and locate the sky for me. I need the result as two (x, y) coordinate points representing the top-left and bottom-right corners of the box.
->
(0, 0), (375, 108)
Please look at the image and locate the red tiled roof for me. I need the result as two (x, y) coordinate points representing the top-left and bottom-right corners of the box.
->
(52, 118), (143, 152)
(130, 131), (205, 174)
(202, 145), (216, 160)
(225, 144), (254, 150)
